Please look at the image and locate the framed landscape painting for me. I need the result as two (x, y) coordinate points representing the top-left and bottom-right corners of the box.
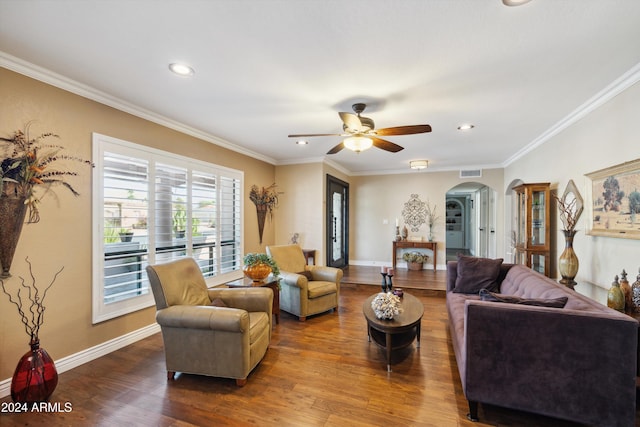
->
(586, 158), (640, 239)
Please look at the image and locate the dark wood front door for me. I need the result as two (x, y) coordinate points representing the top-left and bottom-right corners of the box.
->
(326, 175), (348, 269)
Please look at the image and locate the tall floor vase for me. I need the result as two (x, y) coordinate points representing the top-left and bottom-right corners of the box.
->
(0, 194), (28, 278)
(558, 230), (579, 289)
(11, 338), (58, 403)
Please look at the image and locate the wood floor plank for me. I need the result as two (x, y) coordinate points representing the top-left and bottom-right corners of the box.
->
(0, 266), (632, 426)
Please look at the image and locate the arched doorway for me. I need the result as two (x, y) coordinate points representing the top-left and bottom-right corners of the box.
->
(445, 182), (497, 261)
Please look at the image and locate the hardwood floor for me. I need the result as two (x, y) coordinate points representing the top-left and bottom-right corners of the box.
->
(342, 265), (447, 293)
(1, 268), (635, 426)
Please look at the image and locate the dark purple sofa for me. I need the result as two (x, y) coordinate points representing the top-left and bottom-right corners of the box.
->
(447, 261), (638, 426)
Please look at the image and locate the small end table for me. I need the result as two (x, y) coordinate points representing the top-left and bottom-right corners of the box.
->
(302, 249), (316, 265)
(226, 276), (280, 325)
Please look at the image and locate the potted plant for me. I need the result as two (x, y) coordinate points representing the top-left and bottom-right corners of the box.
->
(119, 228), (134, 242)
(173, 203), (187, 238)
(402, 251), (428, 271)
(243, 252), (280, 282)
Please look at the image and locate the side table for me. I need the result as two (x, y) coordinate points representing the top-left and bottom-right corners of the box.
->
(302, 249), (316, 265)
(226, 276), (280, 325)
(392, 240), (437, 272)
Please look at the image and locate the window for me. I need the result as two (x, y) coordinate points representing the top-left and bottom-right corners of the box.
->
(92, 133), (243, 323)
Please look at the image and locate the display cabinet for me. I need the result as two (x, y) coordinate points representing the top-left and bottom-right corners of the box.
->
(513, 183), (551, 277)
(446, 198), (464, 249)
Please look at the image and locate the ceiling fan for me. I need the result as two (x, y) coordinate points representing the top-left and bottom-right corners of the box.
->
(288, 103), (432, 154)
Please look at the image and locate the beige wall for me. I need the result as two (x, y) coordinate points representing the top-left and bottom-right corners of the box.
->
(0, 68), (275, 379)
(349, 169), (504, 268)
(273, 162), (351, 266)
(274, 163), (324, 255)
(505, 80), (640, 303)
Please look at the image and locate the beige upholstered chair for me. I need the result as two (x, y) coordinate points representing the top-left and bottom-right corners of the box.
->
(266, 244), (343, 321)
(146, 258), (272, 386)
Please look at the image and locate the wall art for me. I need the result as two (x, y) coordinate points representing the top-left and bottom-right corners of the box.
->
(586, 158), (640, 239)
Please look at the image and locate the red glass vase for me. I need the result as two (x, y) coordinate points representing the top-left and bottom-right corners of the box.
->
(11, 339), (58, 403)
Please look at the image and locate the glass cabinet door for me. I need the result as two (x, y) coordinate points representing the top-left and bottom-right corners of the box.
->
(530, 189), (545, 247)
(530, 252), (546, 275)
(516, 190), (526, 246)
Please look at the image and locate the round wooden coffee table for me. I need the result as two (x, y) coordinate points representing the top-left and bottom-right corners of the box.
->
(363, 292), (424, 372)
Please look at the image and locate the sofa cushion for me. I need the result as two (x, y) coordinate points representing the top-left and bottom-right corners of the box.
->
(479, 289), (568, 308)
(165, 277), (212, 306)
(307, 281), (337, 298)
(453, 255), (503, 294)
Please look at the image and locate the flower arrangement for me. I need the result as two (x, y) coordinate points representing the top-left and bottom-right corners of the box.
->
(1, 123), (94, 223)
(371, 292), (403, 320)
(0, 257), (63, 343)
(402, 251), (428, 263)
(249, 183), (279, 219)
(243, 252), (280, 277)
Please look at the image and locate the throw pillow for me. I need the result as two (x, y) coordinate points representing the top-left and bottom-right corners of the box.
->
(297, 271), (313, 281)
(453, 255), (503, 294)
(209, 297), (227, 307)
(479, 289), (568, 308)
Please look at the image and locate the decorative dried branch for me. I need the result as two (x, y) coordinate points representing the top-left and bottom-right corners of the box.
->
(249, 183), (280, 219)
(425, 200), (439, 227)
(0, 257), (64, 342)
(554, 194), (578, 232)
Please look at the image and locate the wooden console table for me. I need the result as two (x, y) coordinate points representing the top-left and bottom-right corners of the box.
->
(392, 241), (437, 272)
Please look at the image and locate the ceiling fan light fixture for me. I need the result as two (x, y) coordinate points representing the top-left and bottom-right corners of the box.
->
(296, 139), (308, 145)
(457, 123), (475, 131)
(410, 160), (429, 170)
(343, 136), (373, 153)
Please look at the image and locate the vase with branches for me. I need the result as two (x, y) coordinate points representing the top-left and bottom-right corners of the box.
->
(554, 180), (584, 288)
(425, 201), (439, 242)
(1, 257), (63, 402)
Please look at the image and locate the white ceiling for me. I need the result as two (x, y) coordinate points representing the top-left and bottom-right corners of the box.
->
(2, 0), (640, 175)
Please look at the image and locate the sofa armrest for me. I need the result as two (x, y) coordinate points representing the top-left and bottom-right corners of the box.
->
(208, 287), (273, 314)
(156, 305), (250, 332)
(463, 300), (637, 424)
(308, 265), (343, 283)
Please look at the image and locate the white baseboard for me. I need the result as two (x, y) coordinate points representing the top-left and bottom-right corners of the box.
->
(0, 323), (161, 399)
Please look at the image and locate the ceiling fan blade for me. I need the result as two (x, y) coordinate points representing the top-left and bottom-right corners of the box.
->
(288, 133), (343, 138)
(339, 112), (362, 132)
(374, 124), (432, 136)
(371, 136), (404, 153)
(326, 142), (345, 155)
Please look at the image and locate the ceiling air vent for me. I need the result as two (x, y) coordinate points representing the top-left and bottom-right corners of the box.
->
(460, 169), (482, 178)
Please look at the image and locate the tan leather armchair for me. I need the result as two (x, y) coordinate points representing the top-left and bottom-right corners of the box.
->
(146, 258), (272, 386)
(266, 244), (342, 321)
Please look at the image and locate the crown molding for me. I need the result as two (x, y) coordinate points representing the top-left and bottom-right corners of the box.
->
(0, 51), (277, 165)
(503, 61), (640, 167)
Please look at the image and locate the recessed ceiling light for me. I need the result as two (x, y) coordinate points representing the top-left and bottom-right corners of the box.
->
(169, 63), (195, 76)
(296, 140), (308, 145)
(502, 0), (533, 6)
(457, 124), (475, 131)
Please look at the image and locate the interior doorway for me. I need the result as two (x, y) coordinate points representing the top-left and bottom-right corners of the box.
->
(445, 182), (497, 261)
(326, 174), (349, 269)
